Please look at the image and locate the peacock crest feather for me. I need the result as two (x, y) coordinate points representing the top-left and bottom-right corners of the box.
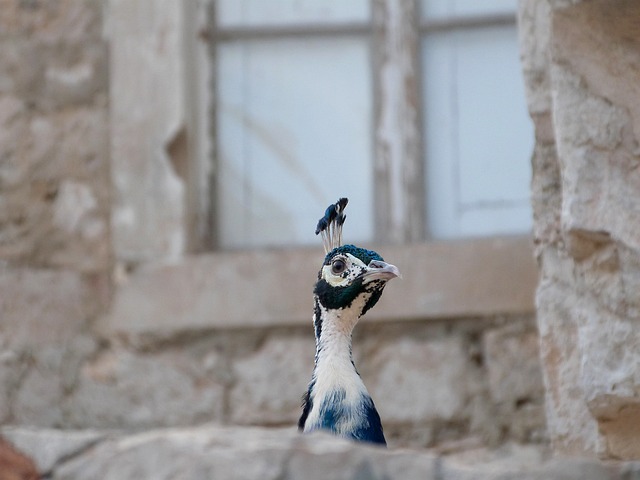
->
(315, 197), (348, 254)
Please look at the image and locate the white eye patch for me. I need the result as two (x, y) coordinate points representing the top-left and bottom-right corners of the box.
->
(322, 254), (368, 287)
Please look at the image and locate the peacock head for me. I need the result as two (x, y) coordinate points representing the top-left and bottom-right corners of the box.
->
(313, 198), (400, 317)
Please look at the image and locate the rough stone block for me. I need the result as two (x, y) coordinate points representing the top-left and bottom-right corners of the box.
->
(580, 305), (640, 419)
(597, 404), (640, 461)
(0, 0), (103, 43)
(483, 321), (544, 406)
(576, 289), (640, 459)
(3, 425), (640, 480)
(0, 40), (106, 110)
(0, 95), (28, 187)
(443, 454), (615, 480)
(536, 250), (599, 455)
(67, 347), (225, 429)
(517, 0), (552, 116)
(521, 0), (640, 459)
(41, 42), (107, 109)
(0, 0), (109, 273)
(530, 142), (561, 250)
(0, 348), (26, 423)
(229, 333), (315, 425)
(363, 333), (479, 425)
(551, 2), (640, 252)
(482, 321), (547, 444)
(0, 268), (104, 426)
(8, 335), (97, 427)
(1, 426), (433, 480)
(2, 427), (105, 476)
(0, 105), (110, 271)
(0, 40), (44, 100)
(0, 268), (103, 347)
(11, 347), (66, 427)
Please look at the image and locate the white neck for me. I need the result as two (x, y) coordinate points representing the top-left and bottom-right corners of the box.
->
(312, 292), (374, 380)
(315, 305), (357, 359)
(303, 303), (369, 433)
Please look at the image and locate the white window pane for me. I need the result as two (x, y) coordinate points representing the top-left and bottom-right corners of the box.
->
(423, 25), (533, 239)
(422, 0), (516, 19)
(217, 39), (373, 249)
(217, 0), (370, 27)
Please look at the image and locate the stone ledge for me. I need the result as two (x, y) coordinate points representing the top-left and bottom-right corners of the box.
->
(2, 425), (638, 480)
(102, 236), (537, 342)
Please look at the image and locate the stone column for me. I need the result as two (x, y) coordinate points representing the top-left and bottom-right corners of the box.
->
(519, 0), (640, 459)
(108, 0), (188, 264)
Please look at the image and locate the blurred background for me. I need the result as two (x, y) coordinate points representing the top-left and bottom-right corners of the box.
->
(6, 1), (640, 474)
(1, 0), (543, 456)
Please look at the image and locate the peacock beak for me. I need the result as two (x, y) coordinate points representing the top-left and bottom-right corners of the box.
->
(362, 260), (402, 283)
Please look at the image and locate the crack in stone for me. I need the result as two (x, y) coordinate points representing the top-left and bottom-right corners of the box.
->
(44, 436), (109, 478)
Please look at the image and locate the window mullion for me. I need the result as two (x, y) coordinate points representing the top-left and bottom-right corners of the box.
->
(372, 0), (425, 244)
(184, 0), (217, 252)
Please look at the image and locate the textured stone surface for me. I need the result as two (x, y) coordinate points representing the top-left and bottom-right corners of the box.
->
(0, 103), (110, 271)
(2, 428), (105, 476)
(3, 426), (640, 480)
(536, 259), (599, 455)
(351, 320), (545, 449)
(67, 346), (226, 429)
(0, 269), (105, 347)
(0, 269), (105, 426)
(0, 0), (109, 272)
(366, 334), (477, 425)
(229, 333), (314, 425)
(0, 0), (103, 43)
(4, 312), (545, 450)
(484, 322), (544, 406)
(520, 0), (640, 459)
(109, 0), (187, 263)
(483, 321), (547, 444)
(360, 326), (485, 449)
(1, 305), (545, 444)
(0, 0), (551, 468)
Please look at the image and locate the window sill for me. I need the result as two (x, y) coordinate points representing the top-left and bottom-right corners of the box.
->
(101, 235), (537, 343)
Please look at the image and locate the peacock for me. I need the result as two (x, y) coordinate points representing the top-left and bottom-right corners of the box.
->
(298, 198), (400, 446)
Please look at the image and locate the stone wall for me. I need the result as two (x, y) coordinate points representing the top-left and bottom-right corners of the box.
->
(63, 314), (545, 449)
(0, 0), (111, 434)
(4, 0), (640, 473)
(0, 0), (110, 271)
(519, 0), (640, 459)
(2, 274), (546, 449)
(4, 425), (639, 480)
(0, 0), (547, 456)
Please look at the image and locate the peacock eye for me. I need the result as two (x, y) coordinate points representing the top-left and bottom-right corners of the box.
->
(331, 259), (347, 275)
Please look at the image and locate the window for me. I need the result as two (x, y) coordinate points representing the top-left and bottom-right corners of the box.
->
(211, 0), (532, 249)
(421, 1), (533, 238)
(214, 1), (373, 249)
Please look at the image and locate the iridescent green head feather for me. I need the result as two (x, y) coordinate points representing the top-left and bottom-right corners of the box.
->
(323, 245), (383, 267)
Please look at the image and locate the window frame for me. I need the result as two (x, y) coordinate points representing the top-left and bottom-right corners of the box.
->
(205, 0), (521, 248)
(106, 0), (535, 334)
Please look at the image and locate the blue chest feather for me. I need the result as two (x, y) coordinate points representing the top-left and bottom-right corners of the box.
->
(308, 389), (386, 446)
